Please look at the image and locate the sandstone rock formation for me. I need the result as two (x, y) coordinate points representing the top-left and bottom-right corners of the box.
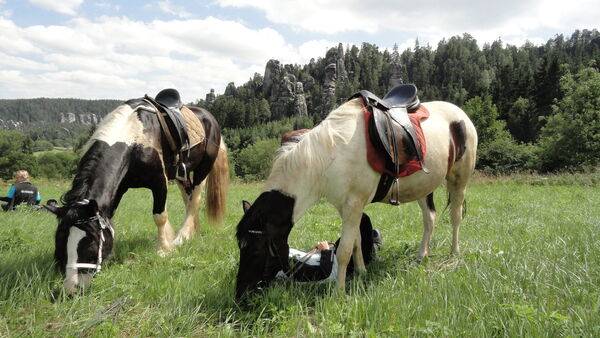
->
(205, 89), (216, 105)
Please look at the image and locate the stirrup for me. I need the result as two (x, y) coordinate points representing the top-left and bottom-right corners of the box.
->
(390, 178), (401, 206)
(176, 162), (187, 182)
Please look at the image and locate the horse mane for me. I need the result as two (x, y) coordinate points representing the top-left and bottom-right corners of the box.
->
(62, 103), (138, 206)
(266, 99), (362, 187)
(61, 148), (104, 206)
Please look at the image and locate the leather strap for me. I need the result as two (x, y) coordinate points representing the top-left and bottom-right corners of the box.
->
(143, 99), (178, 152)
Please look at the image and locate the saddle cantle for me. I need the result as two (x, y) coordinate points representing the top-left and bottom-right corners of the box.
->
(382, 84), (420, 110)
(350, 84), (429, 205)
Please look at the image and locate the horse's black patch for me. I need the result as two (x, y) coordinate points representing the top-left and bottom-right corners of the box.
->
(450, 120), (467, 162)
(426, 192), (436, 212)
(235, 190), (295, 300)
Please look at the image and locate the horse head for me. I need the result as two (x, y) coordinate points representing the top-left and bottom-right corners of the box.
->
(235, 191), (294, 300)
(45, 199), (114, 294)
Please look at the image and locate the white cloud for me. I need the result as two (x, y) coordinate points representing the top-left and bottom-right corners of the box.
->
(0, 18), (42, 54)
(218, 0), (377, 34)
(158, 0), (192, 19)
(0, 52), (56, 71)
(0, 16), (303, 101)
(28, 0), (84, 16)
(296, 40), (339, 63)
(217, 0), (600, 45)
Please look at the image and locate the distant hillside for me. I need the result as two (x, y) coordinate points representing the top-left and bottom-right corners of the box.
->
(0, 98), (122, 129)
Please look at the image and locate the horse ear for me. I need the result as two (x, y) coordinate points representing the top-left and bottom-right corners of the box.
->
(242, 200), (251, 213)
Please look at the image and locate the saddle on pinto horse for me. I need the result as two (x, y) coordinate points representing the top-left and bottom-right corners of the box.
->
(143, 89), (193, 190)
(351, 84), (429, 205)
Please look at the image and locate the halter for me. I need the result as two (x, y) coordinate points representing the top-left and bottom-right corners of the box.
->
(245, 228), (296, 280)
(65, 200), (115, 274)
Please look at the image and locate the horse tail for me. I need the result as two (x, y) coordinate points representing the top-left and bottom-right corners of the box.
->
(206, 138), (229, 226)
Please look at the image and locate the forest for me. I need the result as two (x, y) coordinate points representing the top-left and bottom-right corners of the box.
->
(0, 29), (598, 181)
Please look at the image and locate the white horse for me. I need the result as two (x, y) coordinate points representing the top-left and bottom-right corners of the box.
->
(234, 96), (477, 299)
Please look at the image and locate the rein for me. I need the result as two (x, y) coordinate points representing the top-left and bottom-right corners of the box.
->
(246, 229), (324, 280)
(66, 200), (114, 274)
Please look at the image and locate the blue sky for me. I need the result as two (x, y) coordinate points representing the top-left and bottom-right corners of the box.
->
(0, 0), (598, 102)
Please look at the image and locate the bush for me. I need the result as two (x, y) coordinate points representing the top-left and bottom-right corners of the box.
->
(537, 67), (600, 171)
(36, 151), (78, 179)
(234, 138), (280, 182)
(464, 95), (535, 173)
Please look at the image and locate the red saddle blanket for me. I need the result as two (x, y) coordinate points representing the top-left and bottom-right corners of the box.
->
(362, 99), (429, 178)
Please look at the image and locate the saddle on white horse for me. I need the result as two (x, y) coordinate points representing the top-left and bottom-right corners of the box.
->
(350, 84), (430, 205)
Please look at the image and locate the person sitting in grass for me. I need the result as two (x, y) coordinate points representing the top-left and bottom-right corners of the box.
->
(278, 213), (383, 283)
(1, 170), (41, 211)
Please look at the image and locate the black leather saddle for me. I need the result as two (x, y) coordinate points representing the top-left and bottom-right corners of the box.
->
(382, 84), (420, 111)
(143, 89), (192, 190)
(144, 88), (189, 152)
(350, 84), (428, 204)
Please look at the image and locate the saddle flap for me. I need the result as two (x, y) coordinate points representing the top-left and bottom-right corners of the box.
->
(144, 90), (189, 151)
(371, 108), (412, 163)
(372, 105), (426, 165)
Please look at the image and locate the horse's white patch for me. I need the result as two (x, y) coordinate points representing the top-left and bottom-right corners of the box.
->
(83, 104), (147, 152)
(64, 227), (86, 293)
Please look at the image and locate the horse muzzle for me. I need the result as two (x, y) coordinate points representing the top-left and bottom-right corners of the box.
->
(64, 266), (96, 294)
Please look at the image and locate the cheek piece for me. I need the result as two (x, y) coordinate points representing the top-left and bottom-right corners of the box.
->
(66, 200), (114, 274)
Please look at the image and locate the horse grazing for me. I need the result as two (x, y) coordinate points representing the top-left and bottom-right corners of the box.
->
(46, 89), (229, 294)
(235, 87), (477, 299)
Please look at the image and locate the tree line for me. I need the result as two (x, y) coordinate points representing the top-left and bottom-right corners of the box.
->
(199, 29), (599, 179)
(1, 29), (598, 181)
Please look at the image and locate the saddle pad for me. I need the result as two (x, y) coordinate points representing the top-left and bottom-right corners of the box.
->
(362, 98), (429, 178)
(180, 106), (205, 150)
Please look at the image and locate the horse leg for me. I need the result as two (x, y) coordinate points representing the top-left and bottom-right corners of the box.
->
(335, 199), (366, 290)
(417, 193), (436, 259)
(173, 181), (204, 246)
(447, 182), (466, 255)
(152, 184), (175, 253)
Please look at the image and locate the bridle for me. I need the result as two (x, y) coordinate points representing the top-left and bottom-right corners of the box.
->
(243, 229), (291, 281)
(65, 200), (115, 274)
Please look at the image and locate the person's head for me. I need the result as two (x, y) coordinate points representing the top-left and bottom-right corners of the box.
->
(14, 170), (30, 183)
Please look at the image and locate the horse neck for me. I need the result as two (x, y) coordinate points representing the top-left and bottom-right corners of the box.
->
(262, 164), (321, 223)
(66, 141), (132, 215)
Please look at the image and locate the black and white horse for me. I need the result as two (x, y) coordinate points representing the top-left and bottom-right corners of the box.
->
(235, 98), (477, 299)
(46, 97), (229, 294)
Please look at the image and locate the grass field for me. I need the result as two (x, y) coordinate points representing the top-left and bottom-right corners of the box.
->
(1, 176), (599, 336)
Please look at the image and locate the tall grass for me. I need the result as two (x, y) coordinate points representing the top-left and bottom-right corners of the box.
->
(1, 179), (598, 336)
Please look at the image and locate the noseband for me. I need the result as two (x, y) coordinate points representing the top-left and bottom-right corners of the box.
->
(65, 200), (115, 274)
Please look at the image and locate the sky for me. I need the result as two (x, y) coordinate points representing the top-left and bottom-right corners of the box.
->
(0, 0), (598, 103)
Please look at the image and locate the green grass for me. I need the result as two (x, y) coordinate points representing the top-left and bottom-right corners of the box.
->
(1, 178), (599, 336)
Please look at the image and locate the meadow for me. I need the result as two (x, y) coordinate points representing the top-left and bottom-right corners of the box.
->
(0, 175), (599, 336)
